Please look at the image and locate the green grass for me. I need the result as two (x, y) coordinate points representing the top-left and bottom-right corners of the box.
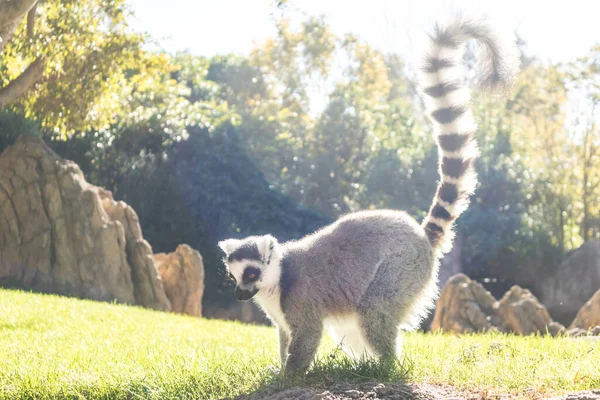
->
(0, 288), (599, 399)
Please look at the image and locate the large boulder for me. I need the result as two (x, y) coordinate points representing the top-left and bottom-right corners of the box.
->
(432, 273), (565, 336)
(0, 135), (170, 310)
(569, 288), (600, 331)
(540, 241), (600, 325)
(497, 286), (556, 335)
(431, 273), (504, 333)
(154, 244), (204, 317)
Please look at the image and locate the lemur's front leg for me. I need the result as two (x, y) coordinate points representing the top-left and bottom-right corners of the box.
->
(282, 318), (323, 374)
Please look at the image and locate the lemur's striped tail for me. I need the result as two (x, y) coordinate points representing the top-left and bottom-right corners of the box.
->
(420, 17), (520, 253)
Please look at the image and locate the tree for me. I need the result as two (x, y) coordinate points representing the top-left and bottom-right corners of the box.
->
(215, 15), (428, 218)
(0, 0), (41, 106)
(0, 0), (154, 135)
(457, 88), (555, 286)
(566, 46), (600, 242)
(508, 64), (577, 253)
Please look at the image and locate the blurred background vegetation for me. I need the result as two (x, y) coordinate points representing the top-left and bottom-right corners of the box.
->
(1, 0), (599, 313)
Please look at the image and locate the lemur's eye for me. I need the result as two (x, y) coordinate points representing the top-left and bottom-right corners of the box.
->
(242, 266), (261, 284)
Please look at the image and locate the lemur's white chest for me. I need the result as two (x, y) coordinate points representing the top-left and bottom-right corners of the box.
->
(255, 290), (290, 334)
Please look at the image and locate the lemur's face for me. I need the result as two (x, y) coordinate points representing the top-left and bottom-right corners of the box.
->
(218, 235), (281, 302)
(226, 258), (262, 301)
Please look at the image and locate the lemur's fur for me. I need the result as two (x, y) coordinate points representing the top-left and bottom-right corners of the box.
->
(219, 16), (520, 374)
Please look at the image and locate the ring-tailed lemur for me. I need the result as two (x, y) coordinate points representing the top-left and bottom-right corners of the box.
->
(218, 16), (520, 374)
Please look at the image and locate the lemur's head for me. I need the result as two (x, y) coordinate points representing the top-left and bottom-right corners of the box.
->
(218, 235), (283, 302)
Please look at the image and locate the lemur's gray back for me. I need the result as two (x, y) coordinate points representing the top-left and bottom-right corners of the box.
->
(420, 17), (520, 253)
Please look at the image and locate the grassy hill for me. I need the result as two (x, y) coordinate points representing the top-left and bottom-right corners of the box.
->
(0, 289), (599, 399)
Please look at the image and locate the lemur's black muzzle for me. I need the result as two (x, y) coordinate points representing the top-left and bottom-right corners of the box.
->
(235, 286), (259, 302)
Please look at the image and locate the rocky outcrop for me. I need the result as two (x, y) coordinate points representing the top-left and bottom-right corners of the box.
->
(431, 273), (503, 333)
(540, 241), (600, 325)
(565, 326), (600, 338)
(0, 135), (170, 310)
(154, 244), (204, 317)
(497, 286), (557, 335)
(99, 188), (170, 311)
(569, 288), (600, 331)
(432, 273), (566, 336)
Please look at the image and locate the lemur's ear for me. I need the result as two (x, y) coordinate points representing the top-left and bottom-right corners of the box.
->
(256, 235), (278, 263)
(218, 238), (242, 256)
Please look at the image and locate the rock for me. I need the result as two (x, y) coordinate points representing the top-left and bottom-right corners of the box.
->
(343, 390), (362, 399)
(154, 244), (204, 317)
(432, 273), (566, 335)
(569, 288), (600, 331)
(497, 286), (556, 335)
(565, 325), (600, 338)
(431, 273), (504, 333)
(0, 135), (169, 310)
(99, 188), (170, 311)
(373, 384), (391, 396)
(547, 321), (566, 337)
(540, 241), (600, 325)
(566, 327), (587, 338)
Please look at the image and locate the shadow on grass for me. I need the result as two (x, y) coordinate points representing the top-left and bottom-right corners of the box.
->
(228, 346), (428, 400)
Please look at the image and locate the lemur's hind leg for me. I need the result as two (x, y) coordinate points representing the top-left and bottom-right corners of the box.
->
(360, 308), (399, 359)
(358, 254), (434, 359)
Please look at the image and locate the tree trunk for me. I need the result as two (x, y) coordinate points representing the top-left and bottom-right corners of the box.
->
(582, 166), (590, 242)
(0, 56), (45, 107)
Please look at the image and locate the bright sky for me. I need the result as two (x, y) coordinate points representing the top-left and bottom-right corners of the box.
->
(128, 0), (600, 65)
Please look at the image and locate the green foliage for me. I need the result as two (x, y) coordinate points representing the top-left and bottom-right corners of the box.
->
(565, 46), (600, 242)
(0, 110), (41, 152)
(216, 17), (429, 218)
(505, 56), (600, 253)
(0, 0), (155, 135)
(1, 289), (599, 399)
(456, 90), (556, 283)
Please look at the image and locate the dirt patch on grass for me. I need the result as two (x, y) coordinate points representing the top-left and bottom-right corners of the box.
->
(546, 390), (600, 400)
(232, 383), (600, 400)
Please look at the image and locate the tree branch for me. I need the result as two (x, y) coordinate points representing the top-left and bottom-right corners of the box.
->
(26, 2), (37, 37)
(0, 0), (39, 23)
(0, 56), (45, 107)
(0, 0), (39, 52)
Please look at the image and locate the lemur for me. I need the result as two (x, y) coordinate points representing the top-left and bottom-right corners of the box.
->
(218, 16), (520, 374)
